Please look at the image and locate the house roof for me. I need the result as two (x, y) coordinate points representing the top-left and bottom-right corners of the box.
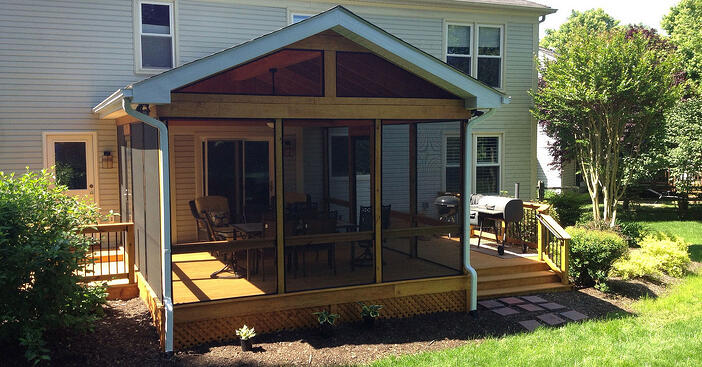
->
(94, 6), (511, 117)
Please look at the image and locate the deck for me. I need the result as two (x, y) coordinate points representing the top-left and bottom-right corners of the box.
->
(171, 237), (564, 304)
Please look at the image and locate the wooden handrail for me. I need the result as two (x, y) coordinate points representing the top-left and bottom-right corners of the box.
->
(80, 222), (135, 284)
(536, 213), (570, 285)
(80, 222), (134, 234)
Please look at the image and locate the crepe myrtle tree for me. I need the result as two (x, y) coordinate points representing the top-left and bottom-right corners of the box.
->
(532, 26), (683, 226)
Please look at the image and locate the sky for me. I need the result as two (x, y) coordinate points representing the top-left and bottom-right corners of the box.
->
(537, 0), (681, 39)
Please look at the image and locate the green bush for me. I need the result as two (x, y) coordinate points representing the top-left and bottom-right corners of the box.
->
(566, 226), (628, 287)
(618, 221), (651, 247)
(0, 170), (106, 364)
(544, 190), (589, 227)
(612, 232), (690, 279)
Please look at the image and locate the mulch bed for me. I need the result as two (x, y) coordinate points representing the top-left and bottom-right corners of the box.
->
(5, 269), (691, 367)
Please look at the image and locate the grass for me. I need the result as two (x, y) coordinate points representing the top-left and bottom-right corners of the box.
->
(370, 270), (702, 367)
(368, 202), (702, 367)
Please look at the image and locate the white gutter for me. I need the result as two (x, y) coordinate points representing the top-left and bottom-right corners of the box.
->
(463, 108), (497, 314)
(122, 98), (174, 353)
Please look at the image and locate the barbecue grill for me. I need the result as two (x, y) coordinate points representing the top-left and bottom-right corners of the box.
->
(469, 194), (524, 256)
(434, 194), (461, 224)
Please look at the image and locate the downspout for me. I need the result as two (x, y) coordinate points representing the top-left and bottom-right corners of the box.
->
(122, 97), (174, 353)
(463, 108), (497, 315)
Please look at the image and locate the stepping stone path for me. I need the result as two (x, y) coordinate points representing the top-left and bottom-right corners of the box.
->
(541, 302), (567, 310)
(561, 310), (588, 321)
(537, 313), (566, 325)
(517, 303), (545, 312)
(478, 296), (589, 331)
(492, 307), (520, 316)
(518, 319), (542, 331)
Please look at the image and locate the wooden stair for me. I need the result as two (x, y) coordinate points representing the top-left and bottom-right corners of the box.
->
(476, 260), (571, 299)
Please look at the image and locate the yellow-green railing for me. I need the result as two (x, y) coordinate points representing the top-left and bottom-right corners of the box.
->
(536, 213), (570, 284)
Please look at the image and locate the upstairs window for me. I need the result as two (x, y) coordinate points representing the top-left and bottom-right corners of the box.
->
(445, 23), (503, 89)
(138, 1), (174, 71)
(477, 26), (502, 88)
(446, 24), (471, 75)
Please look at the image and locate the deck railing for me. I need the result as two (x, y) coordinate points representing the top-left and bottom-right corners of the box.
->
(471, 201), (551, 249)
(536, 213), (570, 284)
(79, 222), (135, 284)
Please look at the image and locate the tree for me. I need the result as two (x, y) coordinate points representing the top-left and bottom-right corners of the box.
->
(533, 27), (683, 226)
(665, 98), (702, 208)
(662, 0), (702, 92)
(541, 8), (619, 52)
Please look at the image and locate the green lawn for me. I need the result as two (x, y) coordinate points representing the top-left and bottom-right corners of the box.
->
(370, 270), (702, 367)
(368, 203), (702, 367)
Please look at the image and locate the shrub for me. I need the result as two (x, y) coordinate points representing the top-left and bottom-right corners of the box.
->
(566, 226), (628, 287)
(0, 170), (106, 364)
(544, 190), (589, 227)
(612, 232), (690, 279)
(618, 221), (651, 247)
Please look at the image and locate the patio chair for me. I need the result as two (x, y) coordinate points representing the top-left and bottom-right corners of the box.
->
(188, 200), (209, 241)
(646, 188), (683, 204)
(194, 196), (241, 278)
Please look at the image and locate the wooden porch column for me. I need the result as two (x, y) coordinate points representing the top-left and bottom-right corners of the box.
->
(348, 131), (356, 225)
(324, 51), (336, 97)
(322, 128), (330, 212)
(275, 118), (285, 294)
(373, 119), (382, 283)
(409, 122), (418, 258)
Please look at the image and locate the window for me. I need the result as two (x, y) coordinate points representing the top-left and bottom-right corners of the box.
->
(330, 135), (348, 177)
(138, 1), (174, 71)
(475, 135), (500, 194)
(444, 135), (461, 193)
(291, 13), (313, 24)
(446, 24), (471, 75)
(445, 23), (503, 88)
(477, 26), (502, 88)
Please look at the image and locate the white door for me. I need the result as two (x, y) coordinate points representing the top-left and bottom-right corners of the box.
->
(45, 133), (97, 202)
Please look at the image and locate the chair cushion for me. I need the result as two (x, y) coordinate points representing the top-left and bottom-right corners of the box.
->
(206, 210), (230, 227)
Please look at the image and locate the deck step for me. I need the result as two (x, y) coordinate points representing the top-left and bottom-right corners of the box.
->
(477, 282), (572, 299)
(477, 270), (561, 290)
(476, 261), (549, 276)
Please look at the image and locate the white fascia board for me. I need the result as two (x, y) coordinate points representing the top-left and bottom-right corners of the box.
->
(126, 6), (507, 108)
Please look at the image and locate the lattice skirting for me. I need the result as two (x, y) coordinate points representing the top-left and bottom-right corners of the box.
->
(136, 272), (166, 348)
(173, 290), (466, 349)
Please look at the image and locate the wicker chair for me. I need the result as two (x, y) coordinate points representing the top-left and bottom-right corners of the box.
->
(194, 196), (240, 278)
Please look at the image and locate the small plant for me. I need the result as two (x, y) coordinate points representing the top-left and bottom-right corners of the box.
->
(358, 302), (383, 318)
(314, 310), (339, 325)
(235, 325), (256, 351)
(313, 310), (339, 338)
(358, 302), (383, 328)
(236, 325), (256, 340)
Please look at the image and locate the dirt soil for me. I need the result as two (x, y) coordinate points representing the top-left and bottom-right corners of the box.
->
(4, 270), (690, 367)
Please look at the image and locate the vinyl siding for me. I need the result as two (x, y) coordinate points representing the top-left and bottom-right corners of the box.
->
(0, 0), (136, 216)
(0, 0), (540, 227)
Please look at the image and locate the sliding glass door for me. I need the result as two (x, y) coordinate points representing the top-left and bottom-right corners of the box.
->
(203, 138), (272, 223)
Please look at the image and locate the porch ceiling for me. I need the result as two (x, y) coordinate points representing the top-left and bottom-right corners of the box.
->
(93, 6), (509, 119)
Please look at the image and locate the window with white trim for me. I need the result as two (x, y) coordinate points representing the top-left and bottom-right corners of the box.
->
(475, 135), (500, 194)
(138, 1), (174, 71)
(477, 25), (502, 88)
(291, 13), (313, 24)
(446, 24), (471, 75)
(444, 135), (461, 193)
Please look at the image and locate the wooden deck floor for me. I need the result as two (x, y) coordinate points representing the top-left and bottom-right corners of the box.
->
(172, 237), (542, 304)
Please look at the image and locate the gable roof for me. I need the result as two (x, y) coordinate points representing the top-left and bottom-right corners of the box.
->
(95, 6), (510, 114)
